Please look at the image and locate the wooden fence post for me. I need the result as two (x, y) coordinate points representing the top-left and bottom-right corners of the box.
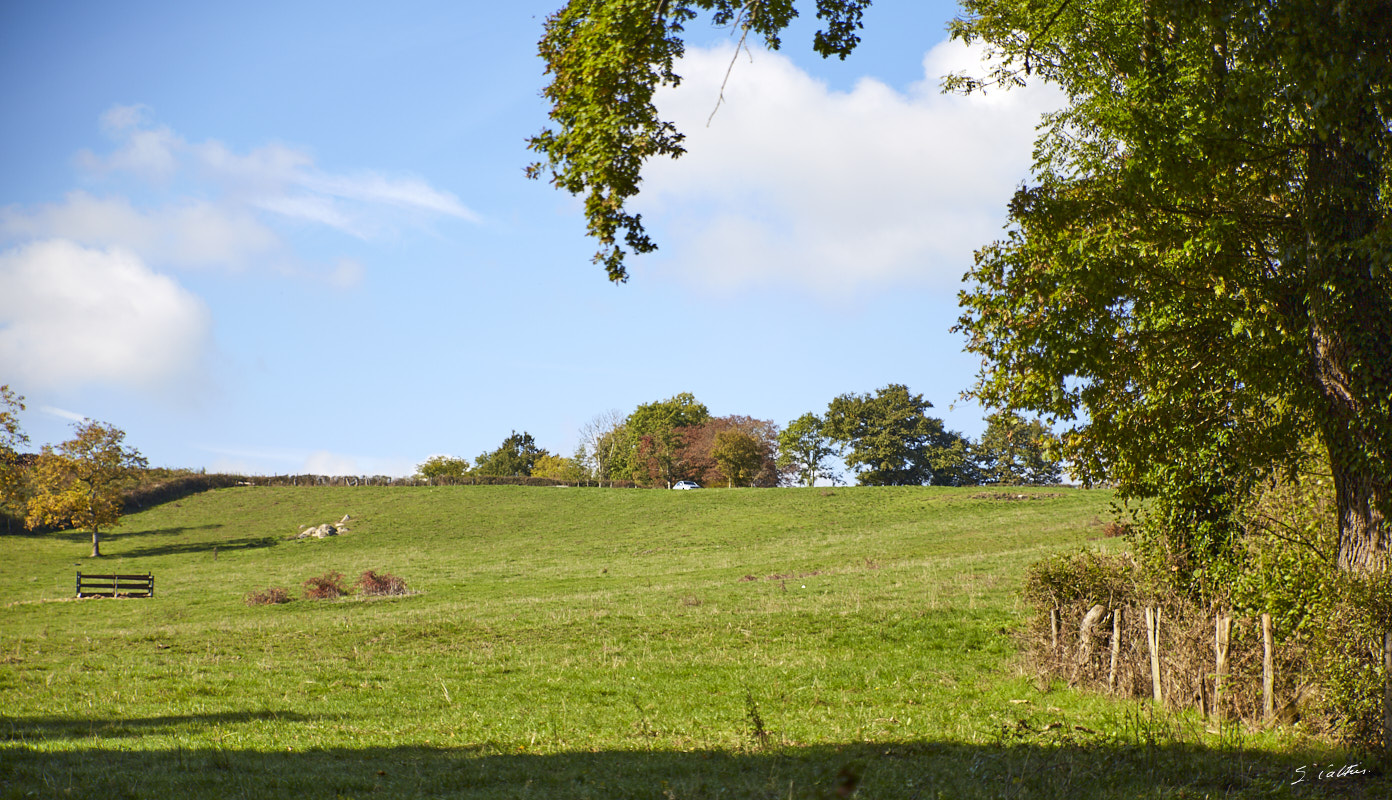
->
(1108, 607), (1123, 692)
(1213, 611), (1231, 723)
(1050, 607), (1060, 654)
(1262, 612), (1275, 723)
(1073, 604), (1107, 683)
(1145, 606), (1163, 704)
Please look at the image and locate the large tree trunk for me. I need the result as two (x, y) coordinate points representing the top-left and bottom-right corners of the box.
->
(1325, 429), (1389, 574)
(90, 527), (101, 558)
(1303, 121), (1391, 576)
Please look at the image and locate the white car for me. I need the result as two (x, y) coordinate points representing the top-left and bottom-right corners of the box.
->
(672, 481), (701, 490)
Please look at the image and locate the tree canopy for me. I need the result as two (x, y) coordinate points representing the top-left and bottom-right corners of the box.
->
(823, 384), (970, 486)
(682, 415), (781, 487)
(776, 412), (838, 487)
(949, 0), (1391, 574)
(975, 411), (1062, 486)
(475, 431), (548, 477)
(414, 455), (471, 483)
(533, 0), (1390, 574)
(625, 392), (711, 487)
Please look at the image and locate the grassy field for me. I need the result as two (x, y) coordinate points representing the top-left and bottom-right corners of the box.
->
(0, 485), (1383, 799)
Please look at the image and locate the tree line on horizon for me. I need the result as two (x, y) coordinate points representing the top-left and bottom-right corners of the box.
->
(415, 384), (1063, 490)
(0, 381), (1062, 557)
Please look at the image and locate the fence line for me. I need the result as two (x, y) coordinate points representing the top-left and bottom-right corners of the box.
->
(1042, 601), (1391, 743)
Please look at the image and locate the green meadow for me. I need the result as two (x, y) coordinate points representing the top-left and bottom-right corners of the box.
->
(0, 486), (1382, 798)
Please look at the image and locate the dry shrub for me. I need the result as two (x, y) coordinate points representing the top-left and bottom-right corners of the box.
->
(303, 571), (348, 599)
(355, 569), (408, 596)
(244, 586), (292, 606)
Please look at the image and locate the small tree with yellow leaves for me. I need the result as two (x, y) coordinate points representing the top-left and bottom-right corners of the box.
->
(27, 420), (147, 558)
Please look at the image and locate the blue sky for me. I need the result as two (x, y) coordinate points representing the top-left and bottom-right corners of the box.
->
(1, 1), (1061, 477)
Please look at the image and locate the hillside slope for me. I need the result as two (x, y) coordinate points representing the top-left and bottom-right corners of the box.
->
(4, 486), (1363, 799)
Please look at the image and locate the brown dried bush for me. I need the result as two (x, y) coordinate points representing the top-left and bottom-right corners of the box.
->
(244, 586), (293, 606)
(1101, 520), (1132, 538)
(302, 571), (348, 599)
(354, 570), (408, 597)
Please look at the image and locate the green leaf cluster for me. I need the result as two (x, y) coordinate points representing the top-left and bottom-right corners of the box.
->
(530, 0), (870, 281)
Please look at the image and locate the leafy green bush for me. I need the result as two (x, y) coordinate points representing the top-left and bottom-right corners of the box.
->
(1229, 451), (1389, 750)
(1318, 572), (1392, 750)
(1023, 550), (1140, 609)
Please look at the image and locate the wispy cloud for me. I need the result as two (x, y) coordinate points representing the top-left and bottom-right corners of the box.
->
(4, 105), (479, 269)
(68, 105), (480, 240)
(39, 405), (90, 423)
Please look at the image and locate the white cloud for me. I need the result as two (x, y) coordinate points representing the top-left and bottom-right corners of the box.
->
(327, 259), (366, 290)
(303, 451), (359, 476)
(302, 172), (481, 223)
(0, 239), (211, 391)
(639, 40), (1064, 295)
(303, 450), (415, 477)
(0, 108), (474, 396)
(0, 191), (281, 271)
(198, 443), (413, 477)
(74, 104), (181, 182)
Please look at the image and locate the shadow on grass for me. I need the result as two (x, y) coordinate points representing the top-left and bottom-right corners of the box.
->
(0, 735), (1385, 799)
(1, 710), (331, 742)
(45, 524), (224, 545)
(112, 535), (280, 559)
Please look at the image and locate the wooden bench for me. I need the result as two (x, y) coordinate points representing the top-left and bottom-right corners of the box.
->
(76, 572), (155, 598)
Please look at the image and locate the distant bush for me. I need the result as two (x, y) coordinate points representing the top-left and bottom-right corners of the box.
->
(244, 586), (293, 606)
(302, 571), (349, 599)
(355, 570), (408, 596)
